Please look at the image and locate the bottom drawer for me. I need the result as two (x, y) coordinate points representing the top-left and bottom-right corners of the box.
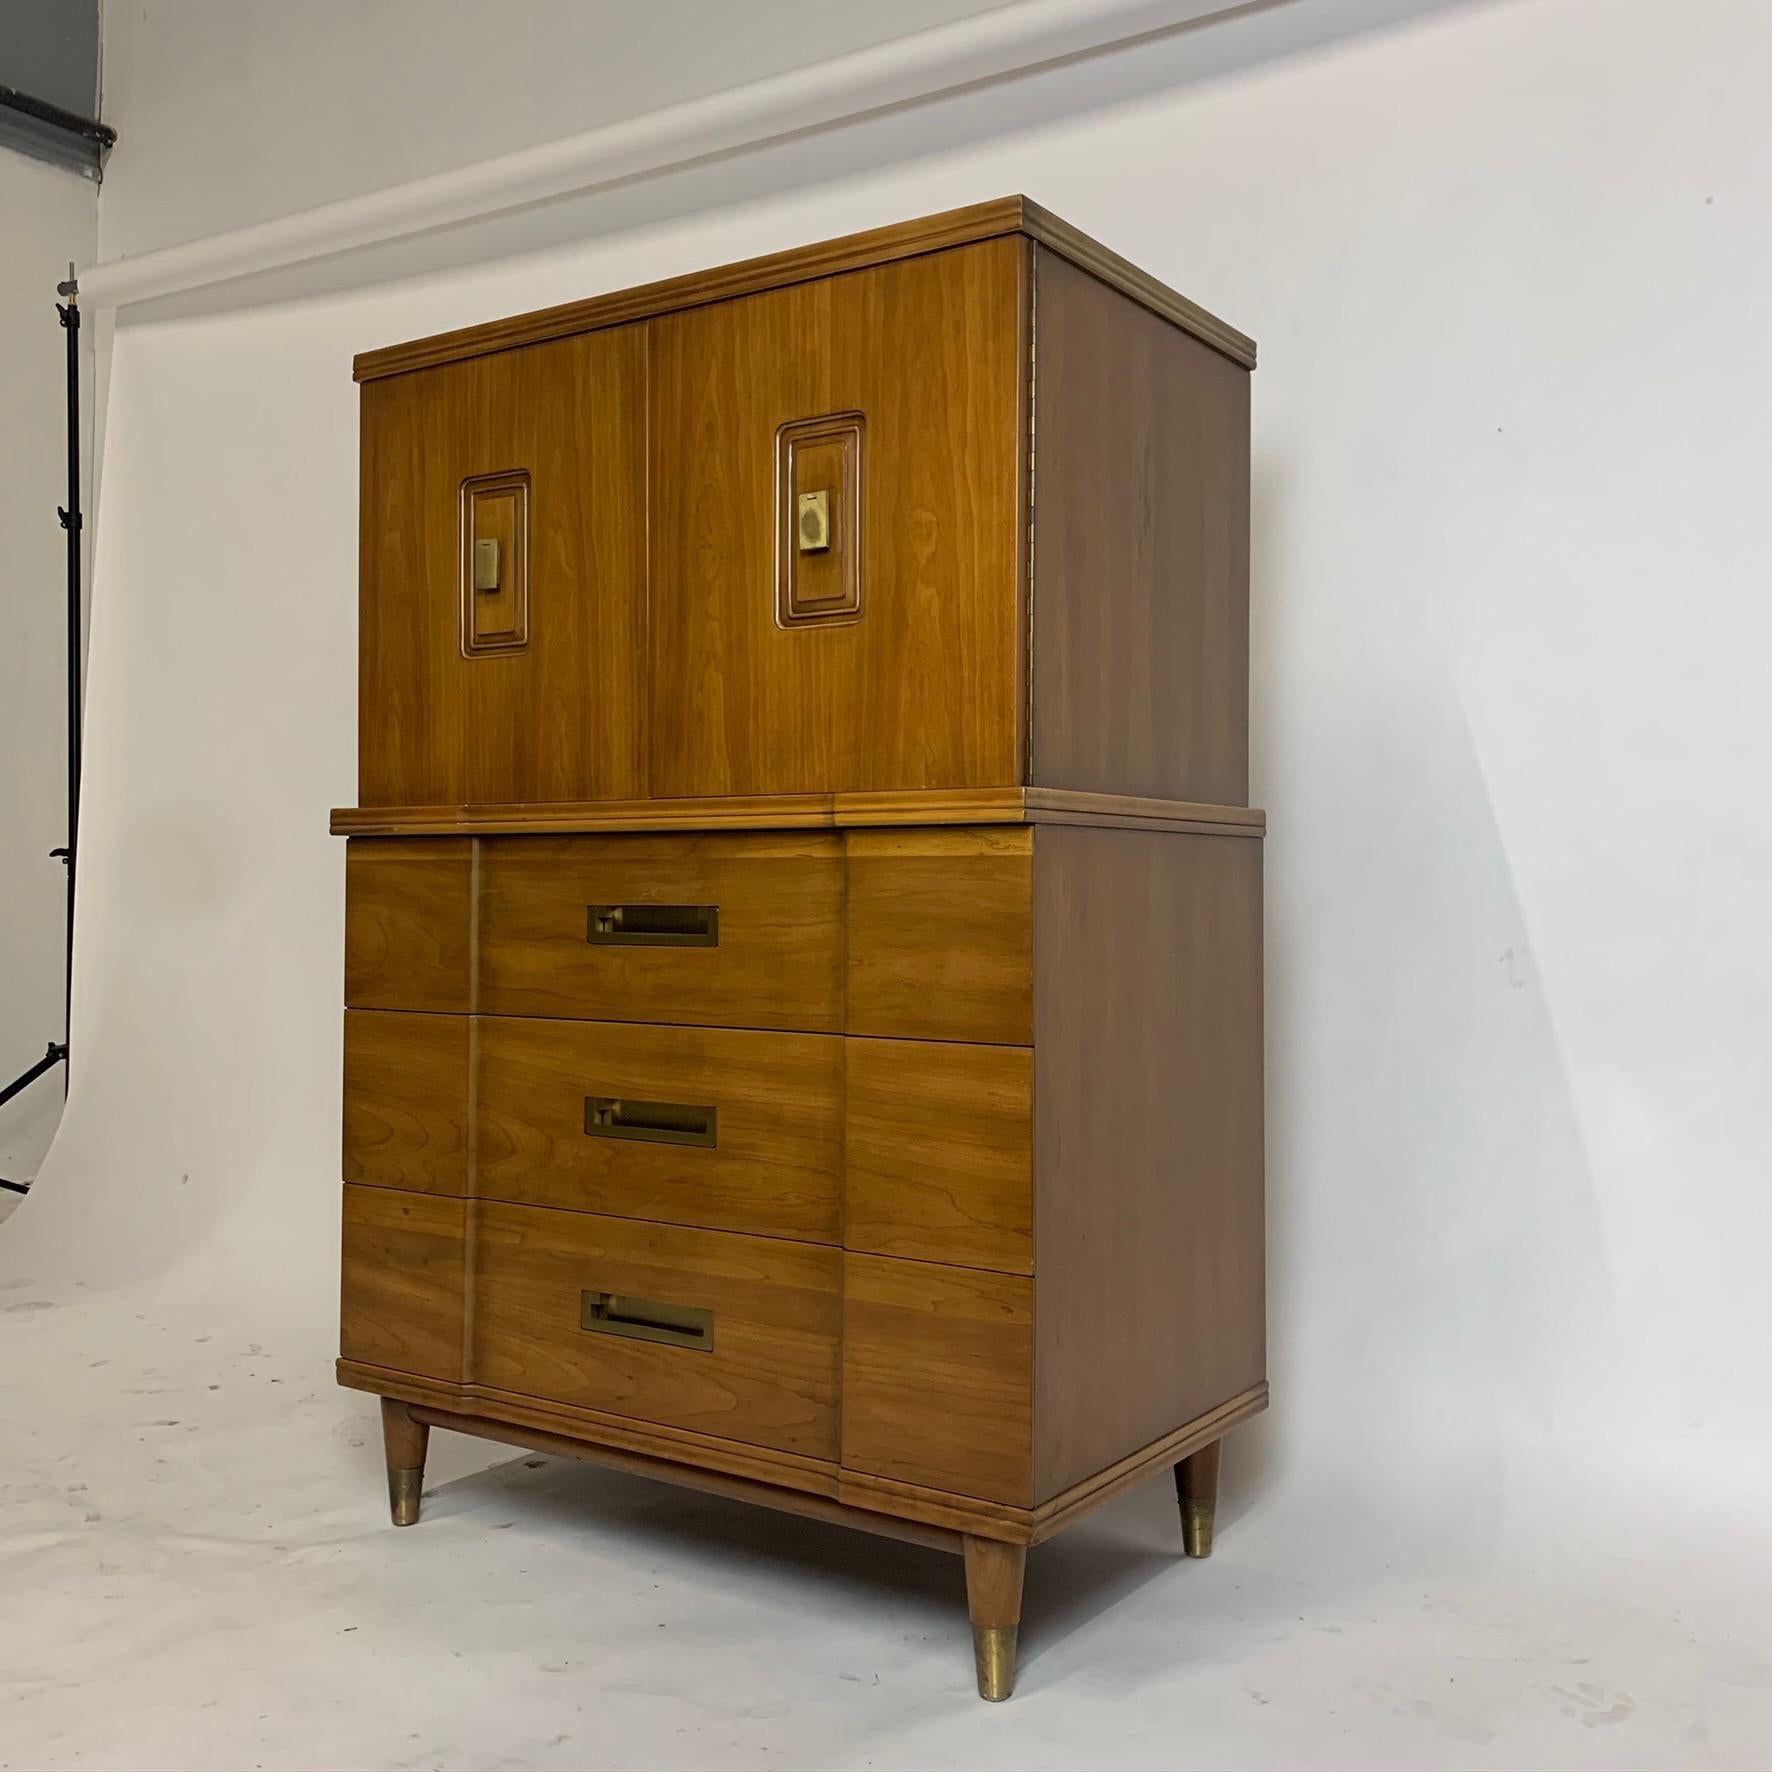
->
(471, 1203), (841, 1460)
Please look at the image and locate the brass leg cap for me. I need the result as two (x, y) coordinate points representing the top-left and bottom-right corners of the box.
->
(388, 1467), (423, 1528)
(972, 1624), (1018, 1701)
(1181, 1499), (1214, 1559)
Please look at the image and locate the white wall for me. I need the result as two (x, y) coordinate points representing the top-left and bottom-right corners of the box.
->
(97, 0), (1010, 259)
(0, 153), (95, 1193)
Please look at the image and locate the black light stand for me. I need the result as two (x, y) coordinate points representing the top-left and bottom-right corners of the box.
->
(1, 272), (84, 1196)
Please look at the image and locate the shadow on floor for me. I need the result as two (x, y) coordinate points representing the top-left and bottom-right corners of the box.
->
(427, 1445), (1203, 1674)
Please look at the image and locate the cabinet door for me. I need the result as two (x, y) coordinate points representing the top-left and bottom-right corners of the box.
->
(648, 237), (1028, 797)
(358, 326), (646, 807)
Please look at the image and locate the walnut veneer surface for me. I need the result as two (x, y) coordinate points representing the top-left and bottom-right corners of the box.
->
(336, 199), (1264, 1701)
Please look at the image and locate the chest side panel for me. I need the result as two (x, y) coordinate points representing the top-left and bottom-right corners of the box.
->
(1031, 248), (1250, 805)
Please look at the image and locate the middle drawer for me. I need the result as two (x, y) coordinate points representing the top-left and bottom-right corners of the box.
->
(344, 1009), (1033, 1270)
(476, 1017), (842, 1244)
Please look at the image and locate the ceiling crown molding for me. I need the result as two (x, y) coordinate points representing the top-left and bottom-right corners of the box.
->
(79, 0), (1249, 312)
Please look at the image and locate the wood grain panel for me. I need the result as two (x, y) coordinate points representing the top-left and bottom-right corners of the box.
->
(476, 1017), (841, 1243)
(472, 1204), (840, 1459)
(358, 324), (646, 807)
(353, 196), (1254, 381)
(343, 837), (472, 1012)
(844, 1038), (1032, 1274)
(342, 1009), (469, 1195)
(648, 239), (1025, 798)
(842, 1253), (1033, 1505)
(844, 829), (1032, 1043)
(1031, 248), (1251, 805)
(339, 1185), (466, 1381)
(827, 237), (1028, 792)
(1031, 825), (1265, 1502)
(648, 275), (826, 798)
(477, 832), (843, 1030)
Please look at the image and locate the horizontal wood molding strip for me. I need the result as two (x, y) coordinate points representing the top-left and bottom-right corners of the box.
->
(352, 197), (1254, 381)
(339, 1373), (1265, 1546)
(1029, 1383), (1268, 1541)
(1020, 198), (1256, 370)
(410, 1403), (965, 1554)
(833, 1471), (1036, 1543)
(1020, 788), (1264, 830)
(331, 788), (1266, 838)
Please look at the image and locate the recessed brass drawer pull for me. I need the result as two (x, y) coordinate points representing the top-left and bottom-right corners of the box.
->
(579, 1289), (714, 1351)
(583, 1096), (717, 1147)
(585, 903), (719, 947)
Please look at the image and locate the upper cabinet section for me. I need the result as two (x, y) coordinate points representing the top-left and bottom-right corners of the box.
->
(353, 199), (1255, 813)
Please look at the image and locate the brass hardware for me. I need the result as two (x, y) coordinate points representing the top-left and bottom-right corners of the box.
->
(1180, 1497), (1215, 1558)
(580, 1289), (714, 1351)
(972, 1625), (1017, 1701)
(387, 1467), (423, 1527)
(460, 469), (530, 656)
(584, 1096), (717, 1148)
(472, 536), (501, 592)
(1175, 1440), (1220, 1557)
(586, 903), (719, 947)
(776, 414), (863, 626)
(796, 488), (831, 553)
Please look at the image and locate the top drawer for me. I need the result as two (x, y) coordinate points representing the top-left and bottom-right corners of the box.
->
(478, 833), (843, 1031)
(342, 826), (1028, 1042)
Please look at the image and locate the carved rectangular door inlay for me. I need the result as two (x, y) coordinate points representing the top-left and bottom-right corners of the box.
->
(776, 413), (863, 628)
(460, 469), (531, 656)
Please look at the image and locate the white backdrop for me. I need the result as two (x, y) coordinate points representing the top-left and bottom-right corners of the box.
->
(5, 1), (1771, 1766)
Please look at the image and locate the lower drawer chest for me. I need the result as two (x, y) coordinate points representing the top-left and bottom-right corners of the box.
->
(335, 812), (1266, 1698)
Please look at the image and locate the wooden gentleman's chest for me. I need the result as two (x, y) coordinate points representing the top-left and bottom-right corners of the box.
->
(334, 198), (1265, 1701)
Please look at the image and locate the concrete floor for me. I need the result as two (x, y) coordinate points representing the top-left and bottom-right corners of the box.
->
(3, 1270), (1767, 1771)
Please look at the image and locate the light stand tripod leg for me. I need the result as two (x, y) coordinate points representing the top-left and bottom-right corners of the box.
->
(0, 276), (84, 1198)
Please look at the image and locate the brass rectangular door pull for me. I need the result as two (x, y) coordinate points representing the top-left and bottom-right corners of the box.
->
(472, 537), (501, 591)
(580, 1290), (714, 1350)
(583, 1096), (717, 1147)
(796, 489), (831, 552)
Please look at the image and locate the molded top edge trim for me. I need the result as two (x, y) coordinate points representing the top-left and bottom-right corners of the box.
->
(351, 197), (1256, 382)
(329, 786), (1268, 838)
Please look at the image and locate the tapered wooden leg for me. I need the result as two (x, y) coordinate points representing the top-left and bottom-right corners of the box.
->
(963, 1536), (1027, 1701)
(381, 1398), (429, 1527)
(1174, 1438), (1222, 1558)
